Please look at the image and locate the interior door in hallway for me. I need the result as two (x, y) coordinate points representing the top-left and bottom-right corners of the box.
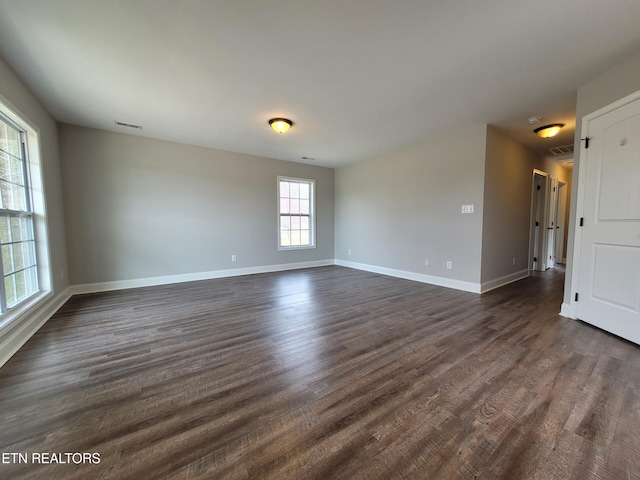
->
(576, 95), (640, 344)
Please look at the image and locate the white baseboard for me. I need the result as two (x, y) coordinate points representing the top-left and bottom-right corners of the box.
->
(480, 269), (529, 293)
(70, 259), (335, 295)
(560, 302), (576, 319)
(0, 287), (73, 368)
(335, 259), (482, 293)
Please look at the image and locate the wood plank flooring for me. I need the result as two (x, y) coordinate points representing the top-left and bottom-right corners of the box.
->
(0, 266), (639, 479)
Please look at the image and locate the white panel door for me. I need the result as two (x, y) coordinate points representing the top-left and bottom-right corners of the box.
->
(577, 97), (640, 343)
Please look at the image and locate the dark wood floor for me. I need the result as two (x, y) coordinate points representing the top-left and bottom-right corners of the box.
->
(0, 266), (639, 479)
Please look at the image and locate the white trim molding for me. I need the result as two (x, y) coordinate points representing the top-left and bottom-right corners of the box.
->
(70, 260), (335, 295)
(0, 288), (72, 368)
(560, 302), (576, 319)
(335, 259), (482, 294)
(480, 269), (529, 294)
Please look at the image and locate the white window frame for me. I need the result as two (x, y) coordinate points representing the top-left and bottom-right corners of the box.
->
(277, 176), (316, 251)
(0, 96), (51, 329)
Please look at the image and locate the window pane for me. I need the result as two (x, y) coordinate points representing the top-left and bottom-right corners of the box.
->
(25, 240), (36, 266)
(13, 185), (26, 211)
(301, 230), (310, 245)
(291, 215), (300, 230)
(25, 265), (38, 294)
(299, 183), (309, 199)
(12, 243), (24, 271)
(9, 216), (19, 240)
(0, 123), (6, 156)
(0, 215), (9, 243)
(280, 215), (290, 230)
(279, 181), (290, 198)
(301, 216), (309, 229)
(0, 151), (11, 182)
(1, 181), (12, 209)
(0, 152), (25, 186)
(280, 198), (290, 214)
(280, 231), (290, 246)
(0, 122), (21, 158)
(291, 230), (301, 245)
(290, 199), (300, 214)
(2, 245), (12, 273)
(290, 182), (300, 198)
(0, 182), (26, 211)
(300, 199), (309, 214)
(5, 268), (36, 308)
(11, 216), (32, 241)
(4, 274), (16, 307)
(15, 269), (26, 303)
(9, 157), (25, 185)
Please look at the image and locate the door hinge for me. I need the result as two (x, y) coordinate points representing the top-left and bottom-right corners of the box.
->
(533, 257), (537, 262)
(535, 221), (539, 226)
(575, 292), (579, 302)
(579, 217), (584, 226)
(537, 185), (541, 190)
(582, 137), (590, 149)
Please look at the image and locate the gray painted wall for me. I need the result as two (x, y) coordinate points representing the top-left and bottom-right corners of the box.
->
(59, 124), (334, 285)
(0, 56), (69, 295)
(564, 51), (640, 306)
(481, 126), (538, 282)
(335, 124), (487, 284)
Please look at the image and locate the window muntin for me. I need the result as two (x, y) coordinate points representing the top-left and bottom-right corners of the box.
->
(0, 114), (38, 311)
(278, 177), (315, 249)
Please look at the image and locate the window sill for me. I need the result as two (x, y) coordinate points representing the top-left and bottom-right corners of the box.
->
(0, 291), (52, 336)
(278, 245), (317, 251)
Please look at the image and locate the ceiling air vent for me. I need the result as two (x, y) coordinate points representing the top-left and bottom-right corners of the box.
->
(114, 121), (142, 130)
(548, 144), (573, 156)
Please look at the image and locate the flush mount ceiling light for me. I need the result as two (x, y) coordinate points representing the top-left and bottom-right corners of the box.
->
(269, 118), (292, 134)
(534, 123), (564, 138)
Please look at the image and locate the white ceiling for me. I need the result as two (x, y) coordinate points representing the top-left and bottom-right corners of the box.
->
(0, 1), (639, 168)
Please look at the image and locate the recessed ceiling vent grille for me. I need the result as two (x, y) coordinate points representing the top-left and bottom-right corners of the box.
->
(114, 121), (142, 130)
(548, 144), (573, 156)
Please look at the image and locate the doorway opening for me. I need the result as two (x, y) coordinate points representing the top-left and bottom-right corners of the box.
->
(529, 169), (569, 272)
(529, 169), (549, 272)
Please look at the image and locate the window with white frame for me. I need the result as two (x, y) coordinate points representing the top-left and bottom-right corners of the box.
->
(278, 176), (315, 249)
(0, 113), (38, 312)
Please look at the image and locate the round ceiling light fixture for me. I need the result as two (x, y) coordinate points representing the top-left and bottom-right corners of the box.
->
(534, 123), (564, 139)
(269, 118), (292, 134)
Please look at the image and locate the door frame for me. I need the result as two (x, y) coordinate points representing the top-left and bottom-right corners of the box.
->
(564, 88), (640, 319)
(555, 181), (568, 264)
(529, 169), (549, 271)
(546, 176), (559, 268)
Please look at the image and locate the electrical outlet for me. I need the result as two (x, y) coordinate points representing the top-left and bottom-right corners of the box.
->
(60, 270), (64, 280)
(512, 257), (516, 266)
(425, 259), (429, 266)
(231, 254), (237, 262)
(348, 249), (352, 256)
(461, 204), (474, 214)
(446, 261), (452, 270)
